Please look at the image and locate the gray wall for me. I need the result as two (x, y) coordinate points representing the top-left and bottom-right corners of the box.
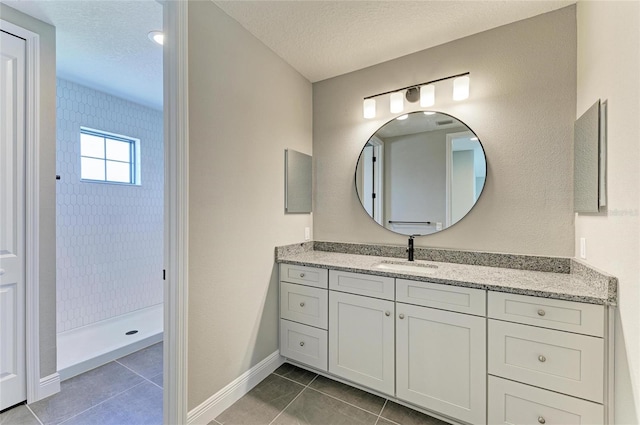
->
(187, 1), (312, 410)
(0, 4), (57, 379)
(575, 2), (640, 423)
(313, 6), (577, 257)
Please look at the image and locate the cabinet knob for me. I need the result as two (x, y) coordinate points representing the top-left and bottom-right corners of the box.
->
(399, 313), (405, 319)
(385, 311), (391, 317)
(300, 302), (305, 307)
(537, 309), (546, 317)
(538, 417), (546, 424)
(299, 341), (305, 347)
(299, 273), (305, 278)
(538, 355), (546, 363)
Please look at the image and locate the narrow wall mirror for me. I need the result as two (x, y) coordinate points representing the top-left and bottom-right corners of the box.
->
(285, 149), (312, 213)
(574, 100), (607, 213)
(355, 111), (486, 235)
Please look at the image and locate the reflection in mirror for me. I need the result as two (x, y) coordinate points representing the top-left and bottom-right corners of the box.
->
(355, 112), (486, 236)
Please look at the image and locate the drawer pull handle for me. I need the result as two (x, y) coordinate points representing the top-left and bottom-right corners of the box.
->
(299, 273), (305, 278)
(299, 341), (305, 347)
(537, 309), (546, 317)
(300, 302), (305, 307)
(538, 417), (546, 424)
(538, 355), (547, 363)
(399, 313), (405, 319)
(385, 311), (391, 317)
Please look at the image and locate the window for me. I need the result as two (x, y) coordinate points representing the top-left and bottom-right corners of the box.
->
(80, 128), (140, 184)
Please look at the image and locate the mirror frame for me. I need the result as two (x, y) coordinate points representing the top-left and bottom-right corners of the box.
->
(355, 111), (487, 236)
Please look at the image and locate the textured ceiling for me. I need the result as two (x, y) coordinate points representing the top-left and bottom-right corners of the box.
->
(2, 0), (163, 110)
(1, 1), (574, 109)
(214, 0), (575, 82)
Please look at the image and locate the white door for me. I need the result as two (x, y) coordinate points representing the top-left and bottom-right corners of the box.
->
(396, 303), (486, 425)
(0, 30), (27, 410)
(328, 291), (394, 396)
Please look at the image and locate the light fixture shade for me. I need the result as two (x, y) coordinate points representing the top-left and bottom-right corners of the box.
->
(390, 91), (404, 113)
(420, 85), (435, 107)
(363, 98), (376, 119)
(397, 114), (408, 120)
(453, 76), (470, 101)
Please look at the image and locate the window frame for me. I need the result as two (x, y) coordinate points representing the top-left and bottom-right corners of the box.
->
(79, 127), (141, 185)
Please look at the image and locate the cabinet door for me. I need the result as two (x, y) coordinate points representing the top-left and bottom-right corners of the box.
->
(396, 303), (486, 425)
(329, 291), (395, 396)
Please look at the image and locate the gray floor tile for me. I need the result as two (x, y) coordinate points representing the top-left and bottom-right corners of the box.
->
(375, 418), (399, 425)
(29, 361), (144, 425)
(116, 342), (163, 379)
(216, 374), (304, 425)
(61, 381), (162, 425)
(149, 373), (163, 388)
(273, 363), (317, 386)
(380, 401), (448, 425)
(0, 404), (41, 425)
(272, 388), (378, 425)
(309, 375), (385, 415)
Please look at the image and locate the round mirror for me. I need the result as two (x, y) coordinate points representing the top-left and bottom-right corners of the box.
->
(355, 111), (486, 236)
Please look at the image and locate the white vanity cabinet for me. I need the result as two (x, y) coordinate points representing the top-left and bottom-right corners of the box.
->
(279, 264), (329, 371)
(487, 292), (607, 424)
(396, 279), (487, 425)
(328, 270), (395, 395)
(279, 262), (613, 425)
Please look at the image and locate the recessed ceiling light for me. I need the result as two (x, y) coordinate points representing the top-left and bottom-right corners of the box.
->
(470, 137), (479, 141)
(148, 31), (164, 45)
(396, 114), (409, 120)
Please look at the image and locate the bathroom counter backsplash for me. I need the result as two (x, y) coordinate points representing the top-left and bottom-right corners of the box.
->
(275, 241), (617, 306)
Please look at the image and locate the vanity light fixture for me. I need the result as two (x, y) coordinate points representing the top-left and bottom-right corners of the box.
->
(362, 72), (470, 119)
(453, 76), (470, 101)
(148, 30), (164, 45)
(420, 85), (435, 107)
(390, 91), (404, 113)
(363, 98), (376, 119)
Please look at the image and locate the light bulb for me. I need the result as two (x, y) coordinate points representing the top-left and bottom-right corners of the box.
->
(390, 91), (404, 113)
(420, 85), (435, 107)
(363, 98), (376, 119)
(453, 76), (470, 101)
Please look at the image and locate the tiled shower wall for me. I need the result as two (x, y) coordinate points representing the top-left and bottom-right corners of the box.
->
(56, 78), (163, 332)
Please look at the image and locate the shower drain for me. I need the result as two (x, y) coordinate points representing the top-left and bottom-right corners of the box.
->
(125, 330), (139, 335)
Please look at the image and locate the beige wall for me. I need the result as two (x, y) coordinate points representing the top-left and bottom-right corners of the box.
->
(187, 1), (312, 410)
(0, 4), (57, 379)
(313, 6), (576, 257)
(575, 2), (640, 423)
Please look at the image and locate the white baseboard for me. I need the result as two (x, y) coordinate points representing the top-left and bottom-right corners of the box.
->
(37, 373), (60, 400)
(187, 351), (284, 425)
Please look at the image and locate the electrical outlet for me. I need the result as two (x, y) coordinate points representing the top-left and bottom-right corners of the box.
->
(304, 227), (311, 241)
(580, 237), (587, 259)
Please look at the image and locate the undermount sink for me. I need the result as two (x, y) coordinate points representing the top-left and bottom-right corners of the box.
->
(372, 261), (438, 274)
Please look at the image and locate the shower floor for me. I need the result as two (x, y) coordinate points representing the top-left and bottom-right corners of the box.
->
(57, 304), (163, 380)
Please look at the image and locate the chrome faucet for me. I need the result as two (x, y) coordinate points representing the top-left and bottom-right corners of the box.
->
(407, 236), (415, 262)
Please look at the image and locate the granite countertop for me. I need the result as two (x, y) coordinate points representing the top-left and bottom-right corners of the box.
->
(276, 242), (618, 306)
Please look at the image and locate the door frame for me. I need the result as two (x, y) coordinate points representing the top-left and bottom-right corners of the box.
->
(0, 18), (59, 403)
(162, 0), (189, 423)
(445, 131), (474, 227)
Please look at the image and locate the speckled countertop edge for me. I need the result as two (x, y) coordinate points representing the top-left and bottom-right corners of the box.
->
(275, 242), (617, 306)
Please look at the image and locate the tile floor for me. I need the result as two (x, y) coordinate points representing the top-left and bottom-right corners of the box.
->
(2, 352), (446, 425)
(0, 343), (163, 425)
(212, 363), (448, 425)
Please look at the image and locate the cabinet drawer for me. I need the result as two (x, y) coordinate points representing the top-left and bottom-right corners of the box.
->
(280, 282), (328, 329)
(280, 319), (327, 371)
(488, 319), (604, 402)
(397, 279), (486, 316)
(280, 264), (328, 289)
(488, 376), (604, 425)
(488, 291), (604, 337)
(329, 270), (394, 300)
